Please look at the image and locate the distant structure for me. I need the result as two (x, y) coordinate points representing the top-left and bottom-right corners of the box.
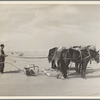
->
(18, 52), (24, 56)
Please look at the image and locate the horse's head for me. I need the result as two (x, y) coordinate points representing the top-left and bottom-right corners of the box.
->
(95, 50), (100, 63)
(90, 49), (99, 63)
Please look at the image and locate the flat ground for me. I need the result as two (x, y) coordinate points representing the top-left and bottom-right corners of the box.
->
(0, 52), (100, 98)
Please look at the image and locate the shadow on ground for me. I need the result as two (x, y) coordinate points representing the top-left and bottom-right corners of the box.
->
(4, 70), (21, 74)
(68, 68), (100, 79)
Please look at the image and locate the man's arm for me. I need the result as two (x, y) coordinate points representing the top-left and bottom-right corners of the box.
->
(0, 49), (8, 57)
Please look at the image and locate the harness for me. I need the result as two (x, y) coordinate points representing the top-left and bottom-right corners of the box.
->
(66, 48), (92, 62)
(81, 49), (90, 60)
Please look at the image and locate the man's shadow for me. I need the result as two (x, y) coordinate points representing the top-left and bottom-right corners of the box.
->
(4, 69), (21, 74)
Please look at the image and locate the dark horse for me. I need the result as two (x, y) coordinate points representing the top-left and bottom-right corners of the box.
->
(48, 47), (66, 69)
(59, 46), (99, 79)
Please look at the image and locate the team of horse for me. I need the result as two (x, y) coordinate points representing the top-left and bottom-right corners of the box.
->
(48, 45), (100, 79)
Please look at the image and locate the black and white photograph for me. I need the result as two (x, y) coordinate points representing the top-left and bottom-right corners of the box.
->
(0, 1), (100, 98)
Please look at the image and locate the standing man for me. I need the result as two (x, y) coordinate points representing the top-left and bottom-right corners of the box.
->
(0, 44), (8, 73)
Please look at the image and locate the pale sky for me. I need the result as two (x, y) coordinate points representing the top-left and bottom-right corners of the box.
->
(0, 4), (100, 51)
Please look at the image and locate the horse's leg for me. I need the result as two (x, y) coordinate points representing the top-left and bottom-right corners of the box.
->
(59, 60), (66, 79)
(81, 60), (89, 78)
(62, 60), (70, 79)
(75, 62), (79, 73)
(56, 60), (63, 79)
(57, 60), (60, 70)
(78, 63), (81, 73)
(51, 60), (54, 69)
(66, 61), (70, 78)
(55, 59), (58, 69)
(63, 66), (67, 78)
(81, 65), (86, 78)
(81, 62), (84, 78)
(51, 60), (56, 69)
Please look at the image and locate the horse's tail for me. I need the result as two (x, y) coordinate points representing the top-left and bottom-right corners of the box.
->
(48, 47), (58, 63)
